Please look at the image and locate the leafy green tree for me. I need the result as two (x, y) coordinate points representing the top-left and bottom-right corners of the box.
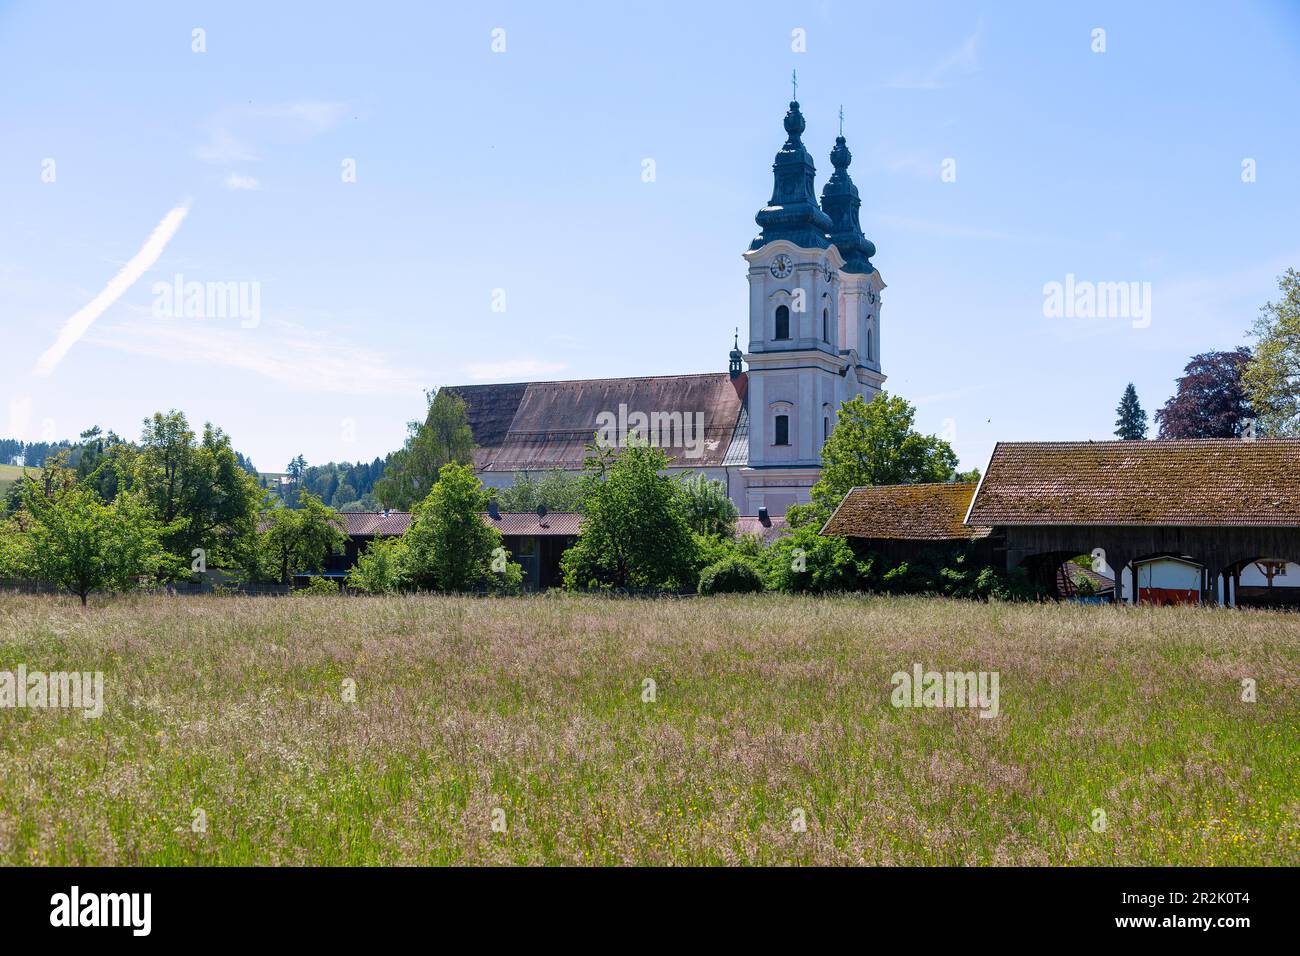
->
(678, 472), (738, 537)
(494, 470), (587, 513)
(561, 443), (697, 591)
(1243, 268), (1300, 435)
(261, 491), (346, 585)
(404, 463), (510, 591)
(791, 393), (958, 528)
(19, 479), (163, 606)
(1113, 383), (1148, 440)
(130, 411), (263, 576)
(376, 389), (476, 509)
(346, 536), (408, 593)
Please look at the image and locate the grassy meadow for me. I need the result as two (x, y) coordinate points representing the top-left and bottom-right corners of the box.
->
(0, 592), (1296, 866)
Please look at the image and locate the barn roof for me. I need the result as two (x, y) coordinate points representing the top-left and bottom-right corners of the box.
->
(820, 482), (992, 540)
(966, 439), (1300, 527)
(446, 372), (747, 472)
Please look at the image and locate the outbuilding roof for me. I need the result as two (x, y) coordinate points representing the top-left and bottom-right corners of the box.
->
(336, 511), (581, 537)
(965, 439), (1300, 527)
(820, 482), (992, 540)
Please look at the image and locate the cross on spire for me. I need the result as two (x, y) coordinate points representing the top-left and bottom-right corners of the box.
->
(791, 69), (798, 101)
(839, 105), (844, 136)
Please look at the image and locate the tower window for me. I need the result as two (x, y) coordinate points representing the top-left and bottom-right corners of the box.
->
(823, 417), (830, 441)
(775, 305), (790, 340)
(867, 326), (874, 361)
(822, 308), (829, 342)
(774, 414), (790, 446)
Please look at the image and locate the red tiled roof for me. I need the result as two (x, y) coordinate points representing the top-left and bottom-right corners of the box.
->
(482, 512), (583, 536)
(338, 511), (582, 537)
(735, 514), (790, 544)
(446, 373), (747, 471)
(820, 482), (992, 540)
(966, 439), (1300, 527)
(339, 511), (412, 535)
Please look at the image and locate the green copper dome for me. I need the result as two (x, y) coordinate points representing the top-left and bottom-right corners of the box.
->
(820, 134), (876, 274)
(750, 101), (833, 251)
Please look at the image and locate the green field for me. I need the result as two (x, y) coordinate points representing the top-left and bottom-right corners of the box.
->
(0, 593), (1295, 865)
(0, 463), (38, 499)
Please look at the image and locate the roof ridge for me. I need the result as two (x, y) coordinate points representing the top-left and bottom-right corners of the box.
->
(450, 371), (731, 389)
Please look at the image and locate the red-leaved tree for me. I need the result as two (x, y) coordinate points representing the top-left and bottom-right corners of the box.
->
(1155, 348), (1253, 439)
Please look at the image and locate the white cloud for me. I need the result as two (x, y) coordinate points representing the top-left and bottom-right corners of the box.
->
(32, 204), (190, 377)
(197, 99), (351, 166)
(85, 317), (428, 398)
(888, 22), (982, 90)
(224, 173), (260, 190)
(462, 358), (567, 382)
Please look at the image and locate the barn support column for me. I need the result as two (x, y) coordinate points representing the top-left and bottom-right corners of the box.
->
(1109, 552), (1129, 605)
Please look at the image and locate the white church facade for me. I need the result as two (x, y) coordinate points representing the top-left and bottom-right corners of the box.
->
(448, 96), (885, 516)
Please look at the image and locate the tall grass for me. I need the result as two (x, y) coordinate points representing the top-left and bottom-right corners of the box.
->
(0, 593), (1295, 865)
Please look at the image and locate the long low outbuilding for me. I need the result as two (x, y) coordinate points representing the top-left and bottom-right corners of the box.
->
(962, 438), (1300, 606)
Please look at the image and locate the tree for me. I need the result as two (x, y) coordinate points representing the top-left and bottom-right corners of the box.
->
(375, 389), (476, 509)
(1113, 384), (1148, 440)
(403, 463), (508, 591)
(494, 470), (587, 513)
(560, 443), (697, 591)
(261, 491), (346, 585)
(792, 393), (958, 527)
(131, 411), (263, 575)
(1242, 268), (1300, 435)
(678, 472), (738, 537)
(286, 454), (307, 492)
(19, 479), (163, 606)
(1155, 348), (1253, 439)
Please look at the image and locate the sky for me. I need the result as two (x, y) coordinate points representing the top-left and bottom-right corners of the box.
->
(2, 0), (1299, 474)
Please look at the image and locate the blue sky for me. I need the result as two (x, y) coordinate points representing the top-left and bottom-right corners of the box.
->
(2, 0), (1298, 473)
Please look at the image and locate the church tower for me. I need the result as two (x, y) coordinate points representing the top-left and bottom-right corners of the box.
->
(738, 96), (852, 515)
(820, 124), (887, 395)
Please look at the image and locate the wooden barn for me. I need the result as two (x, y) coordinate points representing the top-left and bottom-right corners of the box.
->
(964, 438), (1300, 607)
(820, 482), (1001, 564)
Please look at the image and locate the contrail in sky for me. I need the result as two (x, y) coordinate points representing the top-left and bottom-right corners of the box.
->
(33, 203), (190, 377)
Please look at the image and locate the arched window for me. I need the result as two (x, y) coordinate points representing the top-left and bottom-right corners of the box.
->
(867, 325), (874, 361)
(823, 416), (830, 441)
(822, 308), (829, 342)
(774, 414), (790, 446)
(775, 305), (790, 340)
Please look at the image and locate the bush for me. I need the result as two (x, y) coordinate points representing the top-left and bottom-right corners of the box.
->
(295, 576), (338, 595)
(765, 526), (871, 594)
(346, 536), (407, 593)
(698, 557), (764, 595)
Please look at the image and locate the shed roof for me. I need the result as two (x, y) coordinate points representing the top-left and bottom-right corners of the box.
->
(966, 439), (1300, 527)
(820, 482), (992, 540)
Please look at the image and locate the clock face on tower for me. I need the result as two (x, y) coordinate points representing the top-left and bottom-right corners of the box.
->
(769, 254), (793, 279)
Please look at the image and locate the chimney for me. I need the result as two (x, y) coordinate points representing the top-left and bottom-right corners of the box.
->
(537, 503), (548, 527)
(488, 498), (500, 520)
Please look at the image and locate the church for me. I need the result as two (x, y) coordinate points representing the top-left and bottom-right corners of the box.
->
(447, 95), (886, 516)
